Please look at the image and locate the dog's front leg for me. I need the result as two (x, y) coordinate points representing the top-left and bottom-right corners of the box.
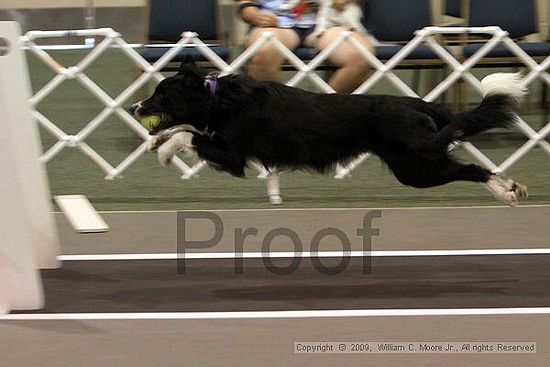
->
(192, 134), (247, 178)
(156, 131), (196, 166)
(147, 126), (190, 152)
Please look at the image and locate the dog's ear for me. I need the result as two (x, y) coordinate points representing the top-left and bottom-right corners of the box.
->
(177, 56), (198, 75)
(176, 56), (206, 87)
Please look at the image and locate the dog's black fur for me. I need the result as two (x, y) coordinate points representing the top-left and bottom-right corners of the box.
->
(133, 61), (520, 189)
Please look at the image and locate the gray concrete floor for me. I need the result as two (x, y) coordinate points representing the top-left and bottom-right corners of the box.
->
(56, 206), (550, 254)
(2, 316), (550, 366)
(2, 206), (550, 366)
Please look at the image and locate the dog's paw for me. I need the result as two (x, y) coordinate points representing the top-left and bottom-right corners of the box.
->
(157, 143), (173, 166)
(156, 132), (195, 167)
(513, 182), (528, 200)
(484, 175), (527, 207)
(173, 131), (195, 154)
(269, 195), (283, 205)
(494, 175), (529, 201)
(147, 135), (166, 152)
(500, 190), (519, 207)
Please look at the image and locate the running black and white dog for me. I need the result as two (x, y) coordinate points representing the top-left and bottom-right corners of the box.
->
(130, 61), (528, 206)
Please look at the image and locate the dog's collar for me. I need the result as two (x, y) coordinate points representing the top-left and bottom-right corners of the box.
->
(204, 74), (219, 95)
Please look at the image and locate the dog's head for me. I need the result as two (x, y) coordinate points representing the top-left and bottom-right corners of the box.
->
(130, 60), (214, 135)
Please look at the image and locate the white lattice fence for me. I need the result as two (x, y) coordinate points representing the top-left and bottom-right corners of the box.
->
(21, 26), (549, 204)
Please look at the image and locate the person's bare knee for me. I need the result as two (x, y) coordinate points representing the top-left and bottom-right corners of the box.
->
(322, 30), (373, 67)
(251, 43), (284, 66)
(315, 29), (373, 92)
(336, 48), (370, 69)
(249, 44), (283, 79)
(246, 28), (299, 81)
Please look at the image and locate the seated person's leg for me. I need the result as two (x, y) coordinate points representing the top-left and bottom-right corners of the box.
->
(311, 27), (373, 93)
(246, 27), (300, 82)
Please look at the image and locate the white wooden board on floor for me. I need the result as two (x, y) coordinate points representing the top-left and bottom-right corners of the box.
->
(55, 195), (109, 234)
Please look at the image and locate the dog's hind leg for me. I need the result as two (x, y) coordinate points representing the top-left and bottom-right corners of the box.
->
(430, 162), (528, 206)
(385, 154), (485, 187)
(385, 155), (527, 206)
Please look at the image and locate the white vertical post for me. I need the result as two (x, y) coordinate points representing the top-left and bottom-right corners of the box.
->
(0, 22), (61, 313)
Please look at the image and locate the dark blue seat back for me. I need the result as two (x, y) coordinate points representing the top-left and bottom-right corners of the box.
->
(445, 0), (462, 17)
(148, 0), (218, 42)
(363, 0), (432, 42)
(469, 0), (538, 38)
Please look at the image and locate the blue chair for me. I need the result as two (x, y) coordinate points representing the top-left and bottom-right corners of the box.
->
(445, 0), (463, 18)
(365, 0), (444, 62)
(443, 0), (467, 27)
(462, 0), (550, 60)
(366, 0), (451, 97)
(140, 0), (230, 66)
(364, 0), (432, 42)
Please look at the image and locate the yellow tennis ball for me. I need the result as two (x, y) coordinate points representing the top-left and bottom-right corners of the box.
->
(141, 115), (161, 130)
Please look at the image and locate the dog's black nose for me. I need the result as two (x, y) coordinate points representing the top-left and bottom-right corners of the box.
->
(128, 105), (137, 115)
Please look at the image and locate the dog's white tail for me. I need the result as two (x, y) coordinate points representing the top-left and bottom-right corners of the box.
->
(481, 73), (526, 100)
(445, 73), (525, 139)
